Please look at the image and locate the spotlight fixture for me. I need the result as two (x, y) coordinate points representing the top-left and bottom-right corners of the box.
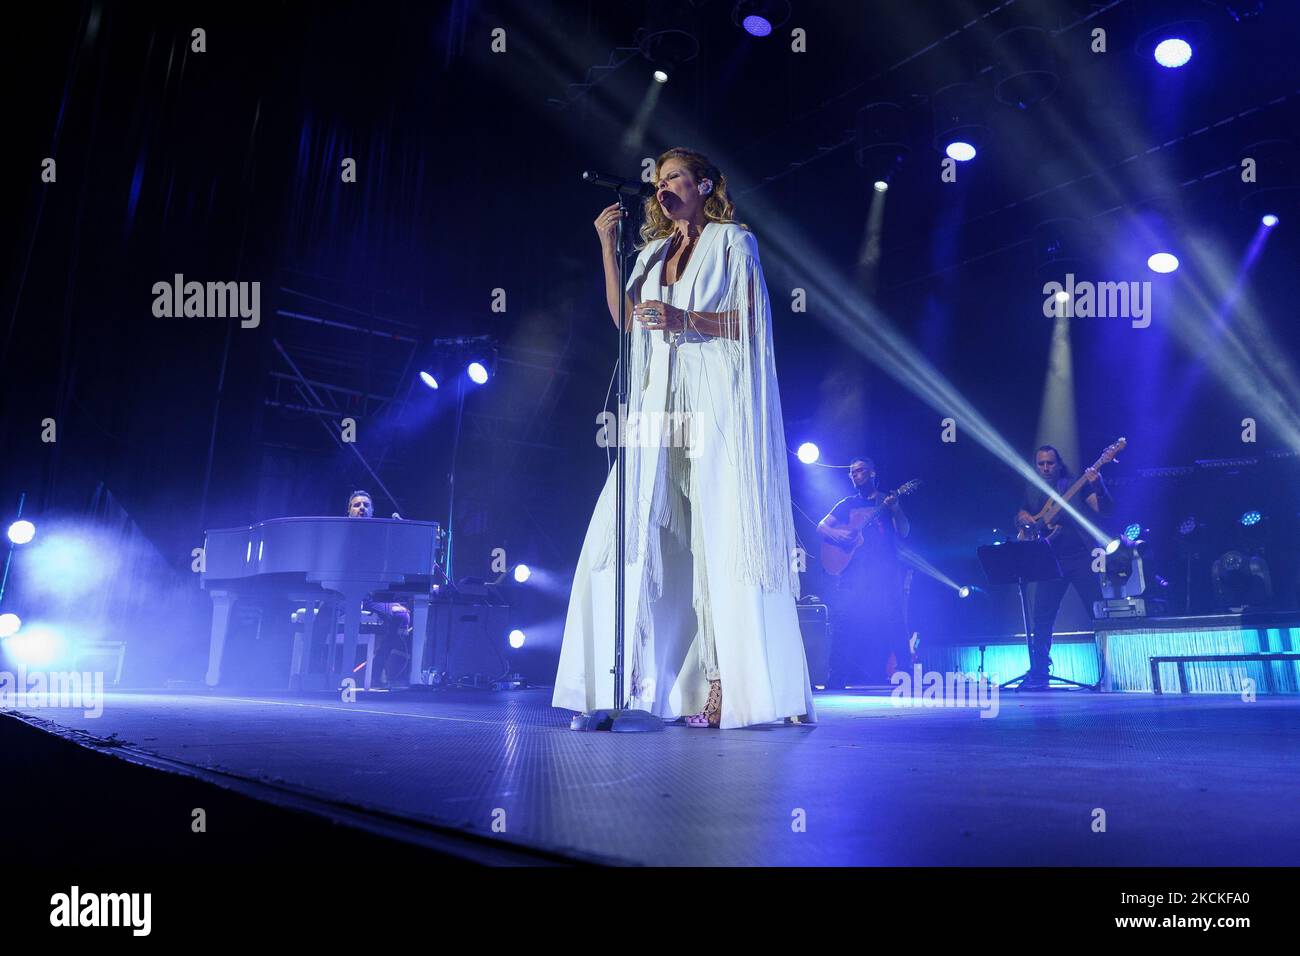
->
(0, 612), (21, 638)
(1100, 537), (1146, 601)
(419, 371), (439, 390)
(1033, 218), (1093, 280)
(1240, 510), (1262, 527)
(1177, 516), (1198, 535)
(467, 361), (489, 385)
(1147, 252), (1180, 273)
(638, 2), (699, 87)
(1105, 538), (1122, 555)
(1134, 15), (1204, 71)
(796, 442), (820, 464)
(945, 141), (977, 162)
(932, 83), (990, 162)
(7, 520), (36, 545)
(4, 624), (62, 667)
(513, 563), (531, 583)
(732, 1), (790, 37)
(1212, 550), (1271, 608)
(992, 26), (1059, 108)
(508, 629), (526, 649)
(1237, 140), (1300, 220)
(873, 180), (888, 193)
(856, 101), (914, 185)
(958, 585), (972, 599)
(1123, 522), (1143, 542)
(1152, 37), (1193, 68)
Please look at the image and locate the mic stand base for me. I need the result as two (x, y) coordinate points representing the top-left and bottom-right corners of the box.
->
(999, 670), (1099, 692)
(569, 708), (665, 733)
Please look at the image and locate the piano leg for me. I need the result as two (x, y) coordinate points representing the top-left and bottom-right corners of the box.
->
(409, 593), (431, 685)
(363, 631), (375, 691)
(336, 599), (362, 691)
(205, 590), (234, 687)
(290, 629), (306, 691)
(305, 597), (339, 689)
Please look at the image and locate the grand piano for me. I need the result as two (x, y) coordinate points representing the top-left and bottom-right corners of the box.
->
(200, 516), (442, 688)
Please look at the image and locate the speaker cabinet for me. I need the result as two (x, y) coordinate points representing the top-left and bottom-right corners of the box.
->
(797, 602), (830, 686)
(426, 600), (511, 685)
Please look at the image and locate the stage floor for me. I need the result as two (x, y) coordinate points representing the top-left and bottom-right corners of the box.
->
(12, 685), (1300, 866)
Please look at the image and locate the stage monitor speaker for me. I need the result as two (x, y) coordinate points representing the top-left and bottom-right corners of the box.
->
(797, 602), (830, 686)
(426, 600), (510, 686)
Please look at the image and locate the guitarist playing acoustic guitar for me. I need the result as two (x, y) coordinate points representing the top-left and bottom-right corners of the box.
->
(1014, 442), (1117, 689)
(816, 457), (914, 685)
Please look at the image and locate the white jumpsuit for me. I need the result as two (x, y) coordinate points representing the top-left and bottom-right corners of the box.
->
(551, 222), (815, 728)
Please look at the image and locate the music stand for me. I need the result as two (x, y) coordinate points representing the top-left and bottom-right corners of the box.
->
(976, 541), (1094, 691)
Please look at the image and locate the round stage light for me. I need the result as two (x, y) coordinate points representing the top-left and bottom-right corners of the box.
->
(1147, 252), (1179, 274)
(419, 371), (439, 390)
(513, 563), (531, 583)
(0, 613), (21, 638)
(1105, 538), (1122, 555)
(7, 520), (36, 545)
(1124, 522), (1142, 542)
(873, 180), (889, 193)
(1262, 214), (1279, 228)
(741, 15), (772, 37)
(653, 70), (668, 84)
(1178, 516), (1197, 535)
(796, 442), (820, 464)
(4, 625), (62, 667)
(467, 362), (489, 384)
(508, 629), (526, 649)
(945, 141), (977, 162)
(1240, 510), (1262, 527)
(958, 586), (972, 599)
(1153, 38), (1193, 69)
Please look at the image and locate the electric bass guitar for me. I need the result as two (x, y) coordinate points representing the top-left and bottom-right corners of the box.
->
(821, 479), (922, 576)
(1015, 437), (1126, 542)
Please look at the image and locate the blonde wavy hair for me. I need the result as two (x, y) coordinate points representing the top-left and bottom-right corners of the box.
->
(638, 147), (747, 246)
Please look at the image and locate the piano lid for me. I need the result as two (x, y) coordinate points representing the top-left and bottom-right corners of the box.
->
(201, 515), (441, 585)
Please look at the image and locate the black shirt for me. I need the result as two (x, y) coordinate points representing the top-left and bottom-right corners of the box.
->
(829, 489), (902, 585)
(1021, 474), (1108, 559)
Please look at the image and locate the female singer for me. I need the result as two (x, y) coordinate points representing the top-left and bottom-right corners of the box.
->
(552, 148), (814, 729)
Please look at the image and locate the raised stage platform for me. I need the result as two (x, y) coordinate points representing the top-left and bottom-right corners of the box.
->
(930, 612), (1300, 694)
(6, 683), (1300, 866)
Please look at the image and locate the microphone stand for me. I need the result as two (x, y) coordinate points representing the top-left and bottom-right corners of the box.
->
(571, 180), (662, 733)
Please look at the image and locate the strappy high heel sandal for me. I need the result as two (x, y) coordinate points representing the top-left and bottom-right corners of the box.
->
(685, 679), (721, 728)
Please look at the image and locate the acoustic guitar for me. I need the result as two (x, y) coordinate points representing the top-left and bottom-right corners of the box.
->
(1015, 437), (1126, 541)
(821, 479), (922, 576)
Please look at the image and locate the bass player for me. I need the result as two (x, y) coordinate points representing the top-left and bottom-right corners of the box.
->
(1014, 445), (1112, 689)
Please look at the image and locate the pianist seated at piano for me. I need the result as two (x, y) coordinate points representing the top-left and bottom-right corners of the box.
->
(344, 490), (412, 685)
(201, 493), (440, 689)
